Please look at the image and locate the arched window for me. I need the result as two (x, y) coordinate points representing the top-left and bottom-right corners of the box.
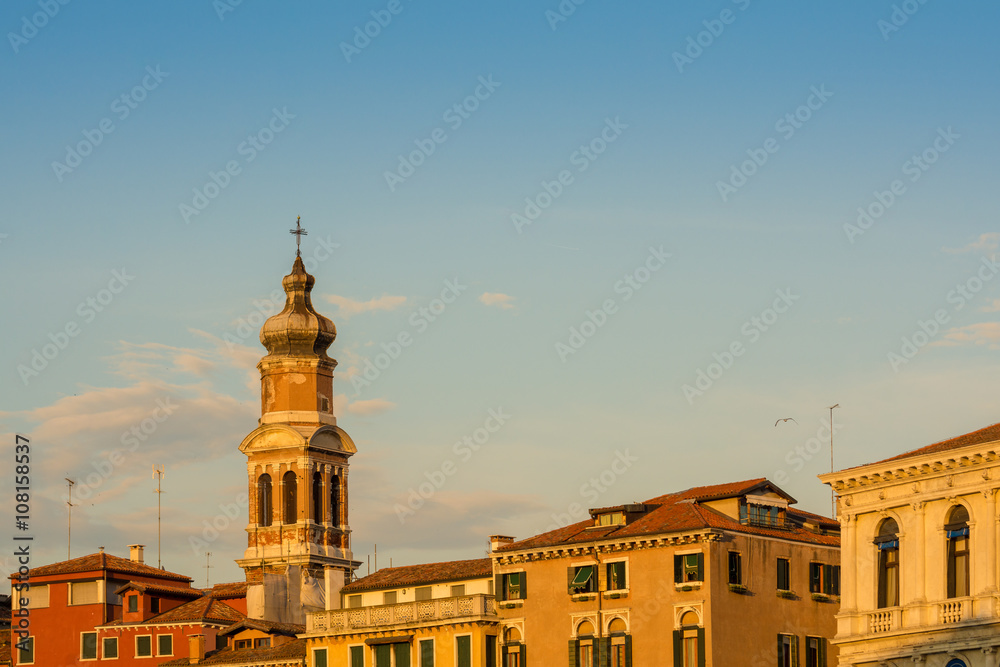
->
(946, 505), (970, 598)
(678, 611), (702, 667)
(257, 474), (272, 527)
(875, 518), (900, 608)
(504, 628), (524, 667)
(282, 471), (297, 525)
(312, 472), (323, 523)
(330, 473), (341, 527)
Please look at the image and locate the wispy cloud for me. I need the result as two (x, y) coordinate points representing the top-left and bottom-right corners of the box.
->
(943, 233), (1000, 255)
(347, 398), (397, 416)
(933, 322), (1000, 350)
(981, 299), (1000, 313)
(324, 294), (407, 318)
(479, 292), (516, 310)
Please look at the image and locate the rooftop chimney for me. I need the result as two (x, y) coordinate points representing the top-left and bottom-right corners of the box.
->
(127, 544), (145, 564)
(98, 546), (105, 553)
(188, 634), (206, 665)
(490, 535), (515, 552)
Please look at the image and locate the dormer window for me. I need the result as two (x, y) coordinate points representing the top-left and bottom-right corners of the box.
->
(127, 594), (138, 613)
(740, 495), (788, 529)
(596, 512), (625, 527)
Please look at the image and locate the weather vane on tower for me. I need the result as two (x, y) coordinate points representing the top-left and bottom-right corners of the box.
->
(289, 216), (307, 257)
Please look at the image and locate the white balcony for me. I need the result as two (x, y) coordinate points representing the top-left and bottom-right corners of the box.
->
(308, 594), (497, 634)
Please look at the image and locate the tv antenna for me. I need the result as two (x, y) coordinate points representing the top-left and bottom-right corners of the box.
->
(65, 478), (75, 560)
(153, 465), (165, 568)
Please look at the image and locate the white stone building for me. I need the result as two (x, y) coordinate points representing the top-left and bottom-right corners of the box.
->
(820, 422), (1000, 667)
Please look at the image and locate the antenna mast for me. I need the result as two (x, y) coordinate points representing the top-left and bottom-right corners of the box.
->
(65, 478), (75, 560)
(153, 465), (165, 568)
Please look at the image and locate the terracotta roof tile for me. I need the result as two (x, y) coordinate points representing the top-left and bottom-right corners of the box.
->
(204, 582), (248, 599)
(850, 421), (1000, 470)
(14, 552), (191, 582)
(104, 597), (244, 627)
(218, 618), (304, 637)
(114, 581), (201, 598)
(342, 558), (492, 593)
(497, 478), (838, 552)
(0, 633), (11, 667)
(161, 638), (306, 666)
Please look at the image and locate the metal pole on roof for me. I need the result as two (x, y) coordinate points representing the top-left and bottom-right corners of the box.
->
(828, 404), (840, 519)
(65, 478), (75, 560)
(153, 466), (165, 569)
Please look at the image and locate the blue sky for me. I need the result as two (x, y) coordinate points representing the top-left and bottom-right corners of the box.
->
(2, 1), (999, 585)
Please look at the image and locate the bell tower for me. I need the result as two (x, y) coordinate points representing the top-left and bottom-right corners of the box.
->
(236, 221), (359, 623)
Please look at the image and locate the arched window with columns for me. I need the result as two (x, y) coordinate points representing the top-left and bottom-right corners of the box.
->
(282, 470), (297, 525)
(312, 472), (323, 523)
(946, 505), (970, 598)
(257, 473), (272, 527)
(875, 517), (900, 608)
(330, 473), (341, 527)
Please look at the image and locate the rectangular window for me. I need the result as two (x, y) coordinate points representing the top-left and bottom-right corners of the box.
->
(383, 591), (398, 605)
(157, 635), (172, 656)
(674, 553), (704, 583)
(150, 597), (160, 614)
(778, 634), (798, 667)
(502, 572), (524, 600)
(254, 639), (271, 648)
(127, 595), (138, 613)
(375, 644), (391, 667)
(569, 565), (596, 594)
(235, 640), (251, 649)
(394, 642), (410, 667)
(504, 645), (522, 667)
(314, 648), (328, 667)
(348, 594), (362, 608)
(878, 547), (899, 608)
(452, 584), (466, 597)
(607, 561), (627, 590)
(17, 637), (34, 665)
(350, 646), (364, 667)
(777, 558), (791, 591)
(948, 534), (970, 598)
(805, 636), (825, 667)
(578, 641), (593, 667)
(457, 636), (472, 667)
(82, 632), (98, 660)
(728, 552), (742, 585)
(824, 565), (840, 596)
(611, 641), (628, 667)
(597, 512), (625, 526)
(420, 639), (434, 667)
(136, 636), (152, 658)
(415, 586), (432, 601)
(71, 581), (100, 606)
(25, 585), (48, 609)
(486, 636), (497, 667)
(103, 637), (118, 659)
(809, 562), (823, 593)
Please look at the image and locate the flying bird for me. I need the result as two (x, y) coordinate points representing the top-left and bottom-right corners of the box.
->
(774, 418), (798, 427)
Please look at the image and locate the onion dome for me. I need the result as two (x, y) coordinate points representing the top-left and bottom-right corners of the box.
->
(260, 256), (336, 359)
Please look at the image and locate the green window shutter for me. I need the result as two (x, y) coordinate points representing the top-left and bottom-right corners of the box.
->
(419, 640), (433, 667)
(777, 635), (783, 667)
(697, 628), (706, 667)
(520, 644), (527, 665)
(624, 636), (632, 667)
(457, 637), (471, 667)
(486, 636), (496, 667)
(351, 646), (364, 667)
(520, 571), (527, 599)
(673, 630), (683, 666)
(696, 553), (704, 581)
(394, 642), (411, 667)
(375, 644), (391, 667)
(495, 574), (503, 601)
(674, 555), (683, 583)
(569, 640), (578, 667)
(819, 638), (827, 667)
(598, 638), (609, 667)
(791, 635), (799, 667)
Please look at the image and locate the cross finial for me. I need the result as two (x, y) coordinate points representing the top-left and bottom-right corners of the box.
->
(289, 216), (307, 257)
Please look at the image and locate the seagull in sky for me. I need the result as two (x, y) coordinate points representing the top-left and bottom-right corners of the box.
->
(774, 417), (798, 427)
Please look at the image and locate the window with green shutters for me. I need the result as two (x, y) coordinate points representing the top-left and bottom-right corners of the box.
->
(569, 565), (596, 594)
(497, 572), (526, 600)
(777, 558), (791, 591)
(136, 636), (152, 658)
(457, 636), (471, 667)
(375, 644), (392, 667)
(393, 642), (411, 667)
(778, 634), (798, 667)
(350, 646), (364, 667)
(804, 637), (825, 667)
(606, 561), (627, 591)
(419, 639), (434, 667)
(313, 648), (328, 667)
(674, 553), (704, 583)
(81, 632), (98, 660)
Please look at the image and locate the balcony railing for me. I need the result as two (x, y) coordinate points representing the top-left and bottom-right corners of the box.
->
(307, 594), (497, 634)
(938, 598), (971, 624)
(867, 608), (898, 634)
